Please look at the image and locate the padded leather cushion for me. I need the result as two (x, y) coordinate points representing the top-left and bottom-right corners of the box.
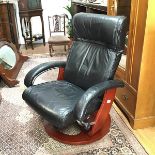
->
(73, 13), (127, 50)
(22, 81), (84, 129)
(64, 41), (122, 90)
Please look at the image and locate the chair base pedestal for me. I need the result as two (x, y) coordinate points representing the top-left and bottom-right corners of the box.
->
(43, 115), (111, 145)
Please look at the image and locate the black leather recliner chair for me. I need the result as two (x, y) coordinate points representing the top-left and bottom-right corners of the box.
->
(22, 13), (127, 145)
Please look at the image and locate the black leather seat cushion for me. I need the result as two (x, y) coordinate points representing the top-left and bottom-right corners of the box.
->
(22, 81), (84, 129)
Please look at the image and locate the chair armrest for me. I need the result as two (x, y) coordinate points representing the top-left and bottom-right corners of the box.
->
(24, 61), (66, 87)
(75, 80), (124, 123)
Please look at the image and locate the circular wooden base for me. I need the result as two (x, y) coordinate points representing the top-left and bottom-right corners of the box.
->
(43, 115), (111, 145)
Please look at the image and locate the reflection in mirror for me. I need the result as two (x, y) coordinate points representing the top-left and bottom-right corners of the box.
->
(119, 54), (126, 69)
(0, 45), (16, 70)
(119, 34), (128, 69)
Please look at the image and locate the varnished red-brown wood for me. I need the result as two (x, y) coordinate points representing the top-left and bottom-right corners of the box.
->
(57, 67), (65, 80)
(44, 115), (110, 145)
(115, 0), (153, 129)
(89, 88), (116, 136)
(0, 69), (19, 87)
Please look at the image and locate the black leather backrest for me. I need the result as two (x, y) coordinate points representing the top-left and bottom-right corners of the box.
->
(64, 13), (127, 90)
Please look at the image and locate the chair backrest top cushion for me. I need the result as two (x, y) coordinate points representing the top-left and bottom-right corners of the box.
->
(73, 13), (127, 50)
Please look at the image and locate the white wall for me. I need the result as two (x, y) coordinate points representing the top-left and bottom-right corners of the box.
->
(9, 0), (70, 44)
(31, 0), (70, 43)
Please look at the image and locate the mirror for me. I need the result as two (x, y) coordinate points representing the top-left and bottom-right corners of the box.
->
(0, 45), (16, 70)
(0, 40), (28, 87)
(119, 54), (126, 69)
(118, 34), (128, 70)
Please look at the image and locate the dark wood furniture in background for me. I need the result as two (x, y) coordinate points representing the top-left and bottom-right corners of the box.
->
(0, 40), (28, 87)
(0, 3), (19, 49)
(107, 0), (131, 28)
(72, 0), (107, 14)
(18, 0), (45, 50)
(72, 0), (131, 21)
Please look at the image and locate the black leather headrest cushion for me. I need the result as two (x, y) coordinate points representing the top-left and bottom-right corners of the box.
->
(73, 13), (127, 50)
